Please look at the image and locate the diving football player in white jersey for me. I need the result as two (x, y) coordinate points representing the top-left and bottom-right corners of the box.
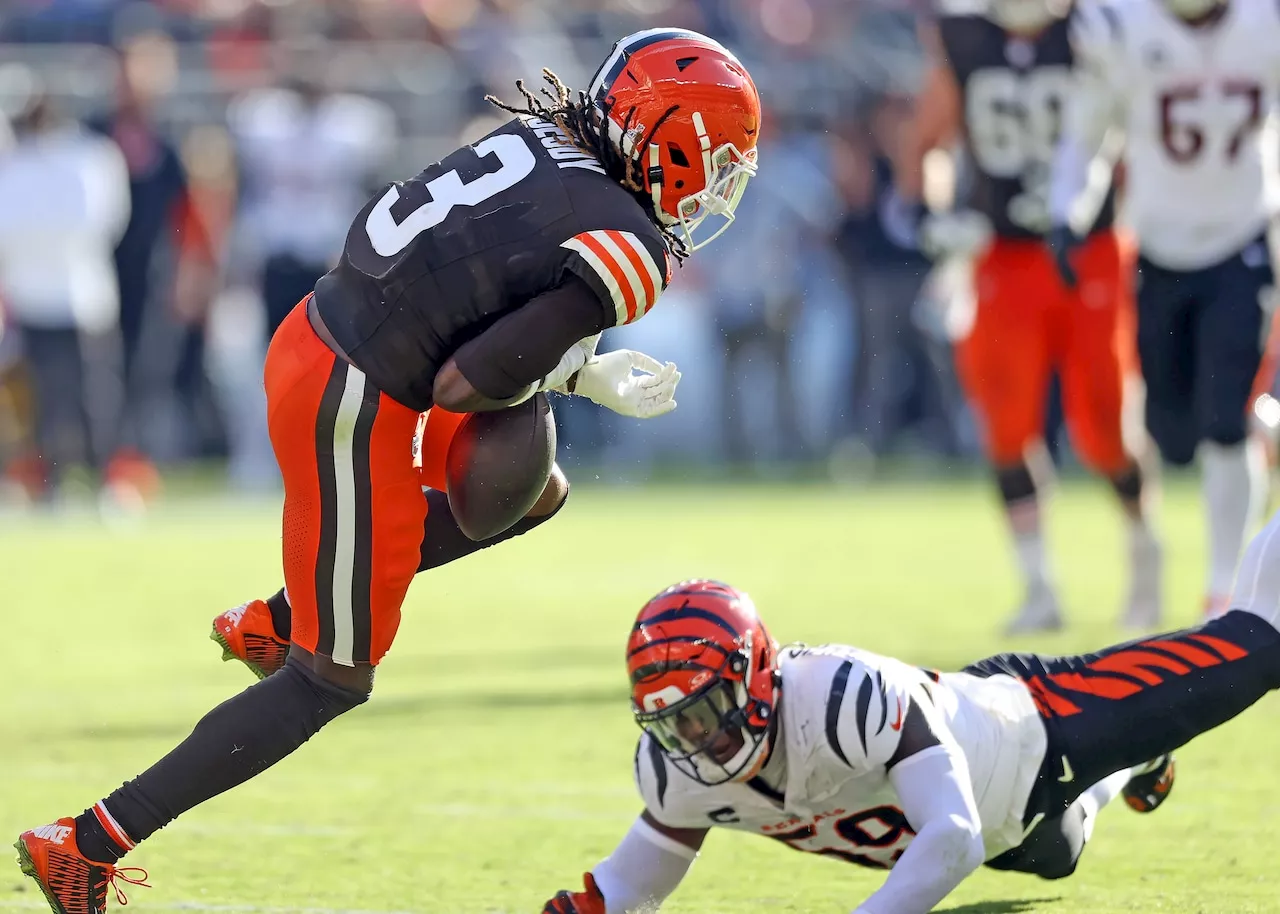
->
(1049, 0), (1280, 616)
(539, 555), (1280, 913)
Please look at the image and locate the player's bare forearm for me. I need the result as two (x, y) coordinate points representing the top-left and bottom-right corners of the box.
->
(896, 32), (960, 202)
(432, 359), (534, 412)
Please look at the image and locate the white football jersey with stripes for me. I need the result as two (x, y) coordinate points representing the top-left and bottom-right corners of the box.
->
(1070, 0), (1280, 268)
(636, 644), (1047, 865)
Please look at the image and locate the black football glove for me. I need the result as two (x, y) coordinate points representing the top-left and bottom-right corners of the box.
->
(542, 873), (606, 914)
(1046, 224), (1082, 289)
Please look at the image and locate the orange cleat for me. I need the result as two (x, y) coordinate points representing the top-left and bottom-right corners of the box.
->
(210, 600), (289, 680)
(1123, 754), (1176, 813)
(14, 818), (149, 914)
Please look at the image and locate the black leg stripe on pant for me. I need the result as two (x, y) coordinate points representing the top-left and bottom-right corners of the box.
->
(349, 379), (380, 664)
(313, 359), (348, 659)
(312, 359), (379, 666)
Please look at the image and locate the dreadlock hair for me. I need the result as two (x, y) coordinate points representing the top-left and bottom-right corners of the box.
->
(486, 69), (689, 263)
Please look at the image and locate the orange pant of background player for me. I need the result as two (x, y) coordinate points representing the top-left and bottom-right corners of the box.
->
(955, 230), (1136, 474)
(264, 298), (467, 667)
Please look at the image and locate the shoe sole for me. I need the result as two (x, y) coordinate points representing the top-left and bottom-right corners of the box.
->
(209, 628), (271, 681)
(14, 839), (68, 914)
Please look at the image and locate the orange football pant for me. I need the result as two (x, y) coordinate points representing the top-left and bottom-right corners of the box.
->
(955, 230), (1136, 474)
(263, 297), (467, 666)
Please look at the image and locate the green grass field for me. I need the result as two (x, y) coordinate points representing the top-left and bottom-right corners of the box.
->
(3, 478), (1278, 914)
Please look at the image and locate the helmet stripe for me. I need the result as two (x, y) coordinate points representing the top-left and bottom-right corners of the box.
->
(657, 585), (739, 601)
(627, 635), (733, 663)
(629, 657), (720, 683)
(633, 605), (741, 638)
(588, 28), (718, 107)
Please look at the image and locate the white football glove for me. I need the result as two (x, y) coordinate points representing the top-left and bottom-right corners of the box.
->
(571, 349), (681, 419)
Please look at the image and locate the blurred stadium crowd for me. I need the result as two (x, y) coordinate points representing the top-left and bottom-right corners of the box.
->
(0, 0), (986, 505)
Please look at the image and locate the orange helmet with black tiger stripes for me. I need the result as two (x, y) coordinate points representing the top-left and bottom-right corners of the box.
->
(627, 579), (780, 785)
(588, 29), (761, 252)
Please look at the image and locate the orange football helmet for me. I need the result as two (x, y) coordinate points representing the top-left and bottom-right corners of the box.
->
(587, 29), (761, 251)
(627, 579), (780, 785)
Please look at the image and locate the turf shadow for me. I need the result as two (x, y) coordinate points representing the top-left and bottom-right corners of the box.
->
(353, 684), (629, 721)
(937, 900), (1060, 914)
(38, 684), (630, 742)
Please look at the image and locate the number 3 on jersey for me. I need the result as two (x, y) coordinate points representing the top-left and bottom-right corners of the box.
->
(365, 134), (537, 257)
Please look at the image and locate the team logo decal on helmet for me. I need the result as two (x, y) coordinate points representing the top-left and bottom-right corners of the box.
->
(588, 29), (762, 252)
(627, 579), (780, 786)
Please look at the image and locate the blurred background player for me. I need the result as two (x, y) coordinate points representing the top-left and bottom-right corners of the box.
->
(0, 78), (133, 506)
(838, 92), (968, 463)
(896, 0), (1162, 634)
(90, 30), (216, 488)
(228, 40), (396, 342)
(1050, 0), (1280, 618)
(702, 107), (835, 469)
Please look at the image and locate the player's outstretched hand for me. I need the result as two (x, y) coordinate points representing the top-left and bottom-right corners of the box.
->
(1046, 224), (1081, 289)
(574, 349), (681, 419)
(541, 873), (606, 914)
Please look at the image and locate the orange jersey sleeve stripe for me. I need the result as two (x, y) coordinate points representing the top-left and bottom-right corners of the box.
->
(578, 231), (641, 323)
(606, 229), (660, 317)
(562, 230), (665, 325)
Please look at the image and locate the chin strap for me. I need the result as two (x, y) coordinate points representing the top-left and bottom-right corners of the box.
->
(648, 142), (665, 215)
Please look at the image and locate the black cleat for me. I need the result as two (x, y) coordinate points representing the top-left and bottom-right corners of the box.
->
(1123, 754), (1175, 813)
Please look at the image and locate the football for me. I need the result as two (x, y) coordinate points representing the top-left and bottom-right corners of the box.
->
(445, 392), (557, 541)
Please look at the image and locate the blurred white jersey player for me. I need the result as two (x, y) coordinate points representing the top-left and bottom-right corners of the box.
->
(1049, 0), (1280, 615)
(538, 576), (1280, 914)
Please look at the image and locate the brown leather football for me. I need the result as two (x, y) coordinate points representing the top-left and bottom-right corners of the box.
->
(445, 392), (556, 541)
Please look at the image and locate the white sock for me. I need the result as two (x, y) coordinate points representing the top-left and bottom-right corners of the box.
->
(1201, 439), (1268, 599)
(1076, 769), (1132, 842)
(1229, 507), (1280, 629)
(1009, 497), (1052, 591)
(1128, 513), (1159, 551)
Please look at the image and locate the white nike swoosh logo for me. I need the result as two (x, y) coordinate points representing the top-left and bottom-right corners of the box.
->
(1058, 755), (1074, 783)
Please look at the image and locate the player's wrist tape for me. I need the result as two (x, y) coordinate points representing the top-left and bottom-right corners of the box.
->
(507, 383), (539, 406)
(541, 334), (599, 395)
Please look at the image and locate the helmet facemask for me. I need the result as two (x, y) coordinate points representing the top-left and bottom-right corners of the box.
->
(598, 103), (758, 254)
(648, 116), (758, 252)
(633, 634), (774, 786)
